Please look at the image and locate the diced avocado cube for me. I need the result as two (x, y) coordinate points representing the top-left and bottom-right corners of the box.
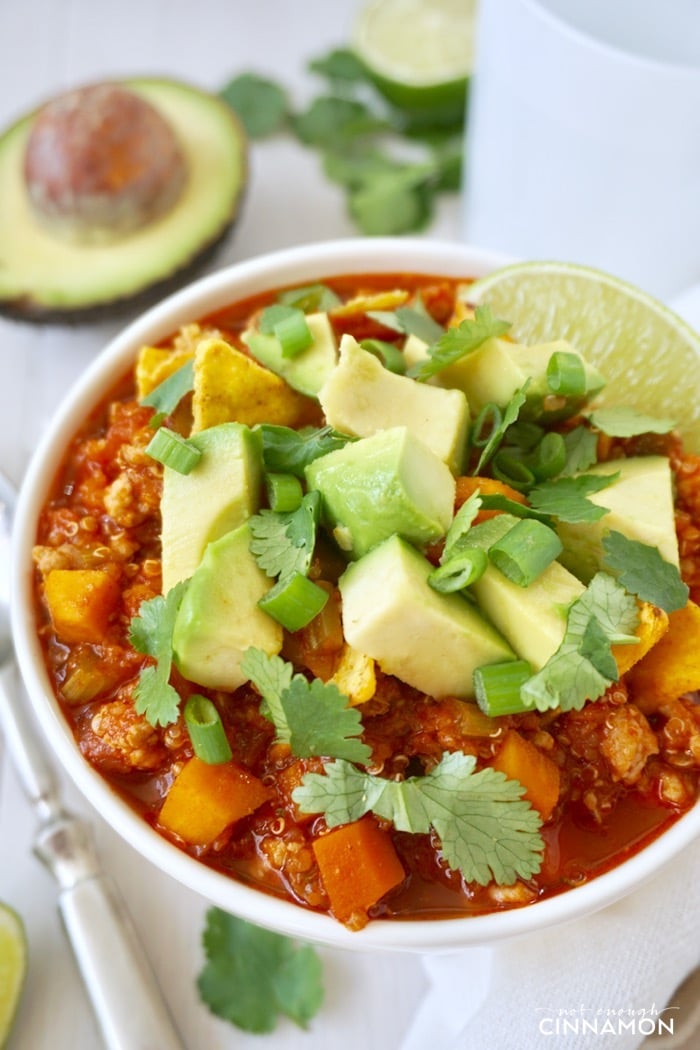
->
(408, 335), (604, 423)
(161, 422), (262, 594)
(319, 335), (470, 473)
(339, 535), (514, 699)
(556, 456), (680, 582)
(457, 514), (585, 670)
(241, 311), (338, 398)
(172, 523), (282, 690)
(306, 426), (455, 559)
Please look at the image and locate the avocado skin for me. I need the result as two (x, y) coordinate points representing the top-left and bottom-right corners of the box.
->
(0, 78), (248, 324)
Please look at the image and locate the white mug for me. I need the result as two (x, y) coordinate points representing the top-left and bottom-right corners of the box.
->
(463, 0), (700, 299)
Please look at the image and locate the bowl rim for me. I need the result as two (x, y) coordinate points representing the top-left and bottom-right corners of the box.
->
(11, 235), (700, 952)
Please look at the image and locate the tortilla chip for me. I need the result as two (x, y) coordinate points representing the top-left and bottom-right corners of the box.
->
(135, 346), (194, 400)
(191, 337), (309, 432)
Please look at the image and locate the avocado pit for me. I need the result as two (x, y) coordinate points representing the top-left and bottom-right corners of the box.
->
(23, 83), (188, 244)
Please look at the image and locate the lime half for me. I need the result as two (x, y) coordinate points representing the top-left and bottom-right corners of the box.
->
(353, 0), (477, 124)
(0, 904), (26, 1049)
(466, 261), (700, 452)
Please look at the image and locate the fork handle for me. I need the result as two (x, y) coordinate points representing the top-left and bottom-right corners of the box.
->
(59, 872), (185, 1050)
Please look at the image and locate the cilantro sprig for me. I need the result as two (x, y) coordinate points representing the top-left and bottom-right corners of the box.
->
(219, 47), (467, 236)
(408, 305), (511, 382)
(602, 531), (689, 612)
(587, 406), (676, 438)
(521, 573), (639, 712)
(528, 471), (619, 523)
(293, 750), (544, 886)
(248, 490), (320, 582)
(198, 909), (323, 1034)
(257, 424), (351, 478)
(140, 360), (194, 428)
(129, 582), (188, 726)
(241, 649), (372, 763)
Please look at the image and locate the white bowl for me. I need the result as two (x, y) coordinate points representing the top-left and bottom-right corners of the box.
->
(11, 237), (700, 952)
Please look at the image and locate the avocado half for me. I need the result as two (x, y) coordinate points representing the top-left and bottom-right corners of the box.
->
(0, 78), (247, 322)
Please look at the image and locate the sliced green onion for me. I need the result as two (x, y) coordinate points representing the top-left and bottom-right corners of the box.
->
(429, 548), (488, 593)
(145, 427), (202, 474)
(184, 695), (233, 764)
(472, 403), (502, 448)
(259, 572), (329, 631)
(488, 518), (563, 586)
(359, 338), (407, 374)
(505, 421), (545, 451)
(530, 432), (567, 481)
(277, 282), (341, 312)
(474, 660), (533, 716)
(492, 449), (536, 491)
(546, 351), (586, 396)
(266, 472), (304, 512)
(275, 310), (313, 358)
(141, 359), (195, 428)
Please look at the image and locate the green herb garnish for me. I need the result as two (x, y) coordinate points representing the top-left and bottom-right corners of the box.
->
(198, 909), (323, 1034)
(602, 531), (689, 612)
(129, 582), (188, 726)
(241, 649), (372, 763)
(408, 305), (510, 382)
(293, 750), (544, 886)
(521, 573), (639, 712)
(219, 73), (289, 139)
(140, 359), (194, 428)
(248, 490), (320, 582)
(587, 406), (676, 437)
(528, 472), (619, 523)
(257, 424), (351, 477)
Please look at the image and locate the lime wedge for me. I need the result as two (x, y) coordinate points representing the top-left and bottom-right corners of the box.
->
(466, 261), (700, 452)
(353, 0), (477, 125)
(0, 904), (26, 1048)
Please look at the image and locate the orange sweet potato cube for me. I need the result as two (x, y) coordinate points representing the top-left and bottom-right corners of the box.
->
(492, 729), (561, 821)
(44, 568), (121, 645)
(158, 756), (271, 848)
(627, 600), (700, 711)
(312, 817), (405, 927)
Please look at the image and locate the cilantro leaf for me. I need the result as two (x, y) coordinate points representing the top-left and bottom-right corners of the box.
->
(474, 384), (529, 474)
(249, 491), (320, 582)
(308, 47), (368, 83)
(587, 406), (676, 438)
(366, 302), (444, 345)
(521, 573), (639, 712)
(219, 73), (289, 139)
(529, 472), (619, 523)
(198, 909), (323, 1034)
(128, 582), (188, 726)
(292, 96), (388, 147)
(348, 169), (433, 235)
(442, 491), (482, 559)
(140, 359), (194, 428)
(602, 531), (689, 612)
(293, 751), (544, 886)
(277, 282), (341, 313)
(257, 424), (351, 478)
(407, 305), (511, 382)
(560, 426), (600, 475)
(241, 649), (372, 763)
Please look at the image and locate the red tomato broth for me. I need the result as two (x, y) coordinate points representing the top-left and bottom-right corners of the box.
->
(31, 273), (700, 929)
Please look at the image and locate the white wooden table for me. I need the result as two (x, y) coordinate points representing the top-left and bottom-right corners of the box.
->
(0, 2), (463, 1046)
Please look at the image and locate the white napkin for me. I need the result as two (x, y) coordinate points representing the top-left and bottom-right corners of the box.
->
(403, 838), (700, 1050)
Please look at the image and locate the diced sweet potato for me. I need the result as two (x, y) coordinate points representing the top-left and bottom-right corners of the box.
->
(312, 817), (405, 928)
(613, 601), (669, 677)
(191, 337), (309, 432)
(44, 568), (121, 644)
(627, 600), (700, 711)
(492, 729), (561, 821)
(158, 756), (271, 847)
